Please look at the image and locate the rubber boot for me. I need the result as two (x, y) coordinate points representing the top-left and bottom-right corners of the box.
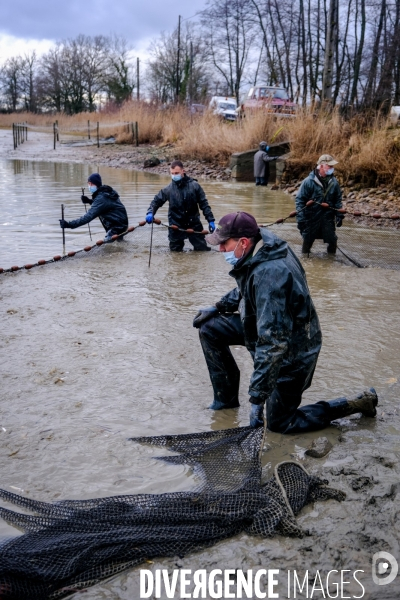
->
(302, 239), (313, 254)
(327, 241), (337, 254)
(328, 388), (378, 420)
(208, 397), (240, 410)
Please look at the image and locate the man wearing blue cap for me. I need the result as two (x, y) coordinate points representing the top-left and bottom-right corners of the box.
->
(193, 211), (378, 433)
(59, 173), (128, 241)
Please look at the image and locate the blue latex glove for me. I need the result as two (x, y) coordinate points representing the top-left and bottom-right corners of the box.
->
(208, 220), (216, 233)
(193, 306), (219, 328)
(336, 215), (344, 227)
(146, 213), (153, 224)
(249, 403), (264, 428)
(59, 219), (71, 229)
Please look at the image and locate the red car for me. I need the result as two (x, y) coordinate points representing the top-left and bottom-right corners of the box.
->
(243, 86), (297, 116)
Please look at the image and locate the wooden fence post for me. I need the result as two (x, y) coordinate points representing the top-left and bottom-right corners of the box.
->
(135, 121), (139, 147)
(88, 120), (90, 140)
(97, 122), (99, 148)
(53, 123), (56, 150)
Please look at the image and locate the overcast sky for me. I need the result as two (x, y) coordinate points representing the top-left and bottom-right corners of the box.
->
(0, 0), (207, 63)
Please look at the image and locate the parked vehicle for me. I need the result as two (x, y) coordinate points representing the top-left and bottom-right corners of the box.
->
(209, 96), (238, 121)
(390, 106), (400, 125)
(243, 86), (297, 116)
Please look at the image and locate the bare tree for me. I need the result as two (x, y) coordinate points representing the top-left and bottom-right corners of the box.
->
(0, 57), (24, 111)
(201, 0), (255, 101)
(147, 24), (209, 104)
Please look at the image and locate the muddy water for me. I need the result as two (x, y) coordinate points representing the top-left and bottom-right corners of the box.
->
(1, 160), (400, 599)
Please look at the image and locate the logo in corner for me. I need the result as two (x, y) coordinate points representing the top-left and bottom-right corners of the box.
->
(372, 551), (398, 586)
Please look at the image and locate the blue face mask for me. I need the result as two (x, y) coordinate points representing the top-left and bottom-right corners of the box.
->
(171, 174), (182, 182)
(88, 184), (97, 194)
(326, 168), (334, 175)
(223, 240), (243, 266)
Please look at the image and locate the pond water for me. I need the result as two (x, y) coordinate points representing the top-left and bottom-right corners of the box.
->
(1, 159), (400, 598)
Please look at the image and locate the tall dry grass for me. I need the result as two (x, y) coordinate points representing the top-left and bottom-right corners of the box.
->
(1, 103), (399, 186)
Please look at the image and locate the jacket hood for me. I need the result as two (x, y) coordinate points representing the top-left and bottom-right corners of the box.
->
(232, 228), (288, 274)
(93, 185), (119, 200)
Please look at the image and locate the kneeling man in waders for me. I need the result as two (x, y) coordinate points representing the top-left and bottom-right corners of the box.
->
(193, 211), (377, 433)
(59, 173), (128, 242)
(295, 154), (343, 254)
(145, 160), (215, 252)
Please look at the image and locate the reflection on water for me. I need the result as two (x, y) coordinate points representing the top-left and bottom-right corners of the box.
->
(1, 160), (400, 594)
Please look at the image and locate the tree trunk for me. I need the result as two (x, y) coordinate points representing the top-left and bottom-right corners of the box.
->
(321, 0), (338, 103)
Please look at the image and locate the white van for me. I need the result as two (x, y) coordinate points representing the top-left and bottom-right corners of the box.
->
(209, 96), (237, 121)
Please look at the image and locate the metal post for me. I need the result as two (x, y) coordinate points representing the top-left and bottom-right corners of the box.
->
(61, 204), (66, 255)
(176, 15), (181, 102)
(53, 123), (56, 150)
(88, 120), (91, 140)
(135, 121), (139, 147)
(137, 57), (140, 101)
(97, 122), (99, 148)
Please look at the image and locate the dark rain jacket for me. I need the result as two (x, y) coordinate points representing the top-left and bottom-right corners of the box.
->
(217, 229), (322, 403)
(148, 176), (214, 229)
(68, 185), (128, 233)
(254, 150), (276, 178)
(295, 170), (342, 242)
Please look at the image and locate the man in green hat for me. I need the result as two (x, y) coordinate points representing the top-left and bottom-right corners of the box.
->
(295, 154), (343, 254)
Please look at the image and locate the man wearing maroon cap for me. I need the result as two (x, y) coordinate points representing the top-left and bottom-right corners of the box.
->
(193, 211), (378, 433)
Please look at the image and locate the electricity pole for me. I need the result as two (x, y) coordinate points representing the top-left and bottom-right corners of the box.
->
(137, 57), (140, 101)
(176, 15), (181, 102)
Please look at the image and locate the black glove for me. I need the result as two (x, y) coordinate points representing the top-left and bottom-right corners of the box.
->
(81, 195), (92, 205)
(297, 221), (306, 232)
(193, 306), (219, 328)
(336, 215), (344, 227)
(59, 219), (71, 229)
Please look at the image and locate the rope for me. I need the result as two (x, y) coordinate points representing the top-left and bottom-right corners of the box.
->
(0, 220), (209, 276)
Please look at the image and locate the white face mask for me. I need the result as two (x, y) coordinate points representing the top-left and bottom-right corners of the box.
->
(223, 240), (243, 266)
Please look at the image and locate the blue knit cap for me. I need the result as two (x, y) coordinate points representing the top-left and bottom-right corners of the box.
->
(88, 173), (102, 187)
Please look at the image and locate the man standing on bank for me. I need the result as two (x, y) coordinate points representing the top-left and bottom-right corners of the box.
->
(145, 160), (215, 252)
(295, 154), (344, 255)
(193, 211), (378, 433)
(59, 173), (128, 242)
(254, 141), (278, 186)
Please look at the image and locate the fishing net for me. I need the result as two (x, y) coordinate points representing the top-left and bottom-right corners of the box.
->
(268, 218), (400, 270)
(0, 426), (345, 599)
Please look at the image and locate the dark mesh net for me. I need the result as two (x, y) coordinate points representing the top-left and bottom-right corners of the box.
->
(268, 219), (400, 269)
(0, 427), (344, 599)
